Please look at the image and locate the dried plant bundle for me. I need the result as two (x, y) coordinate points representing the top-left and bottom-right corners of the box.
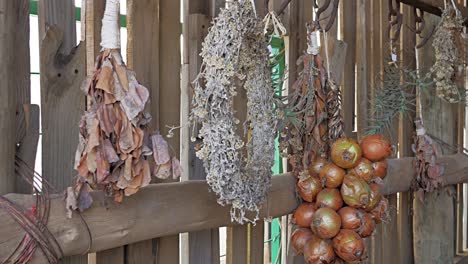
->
(191, 0), (276, 223)
(69, 0), (180, 215)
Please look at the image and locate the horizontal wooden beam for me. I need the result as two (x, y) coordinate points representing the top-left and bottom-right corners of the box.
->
(399, 0), (468, 24)
(381, 153), (468, 195)
(0, 174), (298, 263)
(1, 153), (468, 262)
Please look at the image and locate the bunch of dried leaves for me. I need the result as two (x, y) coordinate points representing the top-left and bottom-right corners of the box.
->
(429, 5), (464, 103)
(277, 40), (328, 178)
(69, 49), (180, 214)
(191, 0), (276, 223)
(411, 118), (445, 201)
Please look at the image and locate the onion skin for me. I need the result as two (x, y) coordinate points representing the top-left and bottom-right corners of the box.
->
(308, 157), (328, 177)
(304, 238), (336, 264)
(338, 207), (361, 230)
(291, 228), (316, 255)
(358, 212), (376, 237)
(341, 175), (371, 208)
(316, 188), (343, 211)
(311, 208), (341, 239)
(319, 163), (346, 188)
(363, 183), (382, 212)
(372, 160), (388, 179)
(330, 138), (362, 169)
(360, 134), (392, 161)
(293, 203), (317, 228)
(349, 158), (374, 182)
(298, 176), (322, 202)
(370, 196), (389, 223)
(333, 229), (366, 262)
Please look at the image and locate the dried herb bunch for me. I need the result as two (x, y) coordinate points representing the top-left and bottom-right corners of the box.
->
(366, 62), (423, 135)
(277, 48), (328, 177)
(429, 5), (464, 103)
(411, 118), (444, 201)
(191, 0), (276, 223)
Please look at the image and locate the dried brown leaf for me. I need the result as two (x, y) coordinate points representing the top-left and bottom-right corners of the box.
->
(151, 133), (171, 165)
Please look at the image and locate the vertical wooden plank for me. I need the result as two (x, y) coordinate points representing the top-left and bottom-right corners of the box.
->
(96, 247), (125, 264)
(227, 225), (248, 264)
(355, 0), (368, 136)
(180, 0), (221, 263)
(340, 0), (356, 136)
(84, 0), (105, 76)
(397, 5), (416, 264)
(413, 12), (456, 264)
(13, 0), (33, 194)
(126, 0), (182, 263)
(38, 1), (86, 263)
(0, 0), (19, 195)
(38, 0), (77, 54)
(250, 222), (265, 264)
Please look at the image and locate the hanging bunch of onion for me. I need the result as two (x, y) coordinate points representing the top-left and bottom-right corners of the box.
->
(292, 135), (391, 263)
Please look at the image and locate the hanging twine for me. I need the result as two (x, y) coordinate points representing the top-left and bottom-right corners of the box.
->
(263, 11), (287, 37)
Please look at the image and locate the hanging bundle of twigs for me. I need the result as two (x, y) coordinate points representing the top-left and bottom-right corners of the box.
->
(191, 0), (276, 223)
(69, 0), (180, 214)
(277, 25), (328, 178)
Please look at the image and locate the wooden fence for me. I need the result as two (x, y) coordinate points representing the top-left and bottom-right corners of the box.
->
(0, 0), (467, 263)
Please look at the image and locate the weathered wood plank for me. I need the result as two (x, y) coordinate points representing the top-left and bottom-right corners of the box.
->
(95, 247), (124, 264)
(16, 105), (40, 194)
(356, 0), (368, 137)
(84, 0), (105, 76)
(397, 5), (416, 264)
(399, 0), (468, 21)
(39, 27), (86, 264)
(413, 11), (456, 264)
(39, 2), (85, 264)
(180, 0), (220, 263)
(340, 0), (357, 136)
(0, 174), (298, 263)
(38, 0), (77, 55)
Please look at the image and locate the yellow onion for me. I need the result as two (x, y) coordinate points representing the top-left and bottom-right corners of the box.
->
(333, 229), (366, 262)
(372, 160), (388, 179)
(363, 183), (382, 212)
(293, 203), (316, 228)
(338, 207), (361, 230)
(319, 163), (346, 188)
(291, 228), (315, 255)
(360, 134), (392, 161)
(349, 158), (374, 182)
(316, 188), (343, 211)
(304, 238), (336, 264)
(341, 174), (370, 208)
(297, 176), (322, 203)
(311, 208), (341, 239)
(330, 138), (362, 169)
(370, 196), (389, 223)
(308, 157), (328, 177)
(358, 211), (376, 237)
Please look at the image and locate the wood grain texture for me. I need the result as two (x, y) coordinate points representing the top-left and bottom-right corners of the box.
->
(16, 105), (40, 194)
(0, 0), (27, 195)
(40, 27), (86, 264)
(95, 247), (124, 264)
(38, 0), (77, 55)
(84, 0), (105, 76)
(340, 0), (357, 136)
(413, 12), (456, 264)
(180, 1), (220, 262)
(0, 174), (298, 263)
(397, 5), (416, 264)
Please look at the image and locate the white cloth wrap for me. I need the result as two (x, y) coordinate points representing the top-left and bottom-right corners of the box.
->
(101, 0), (120, 49)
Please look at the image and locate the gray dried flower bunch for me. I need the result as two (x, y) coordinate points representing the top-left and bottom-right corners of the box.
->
(191, 0), (276, 224)
(430, 5), (464, 103)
